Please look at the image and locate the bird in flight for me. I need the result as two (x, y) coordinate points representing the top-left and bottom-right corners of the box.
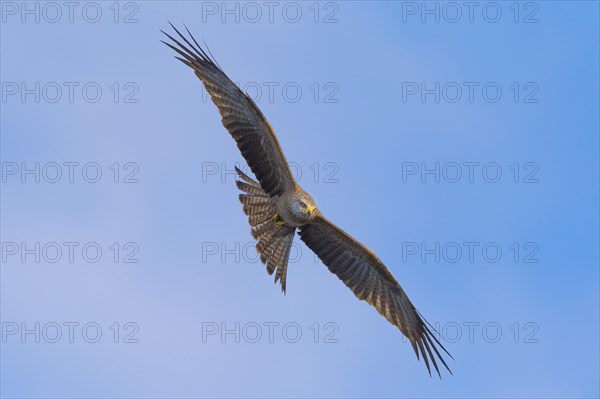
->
(162, 24), (453, 377)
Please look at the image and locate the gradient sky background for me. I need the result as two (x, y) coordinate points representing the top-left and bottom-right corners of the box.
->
(1, 1), (599, 398)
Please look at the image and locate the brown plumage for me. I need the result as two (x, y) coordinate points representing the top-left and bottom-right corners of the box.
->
(162, 23), (453, 377)
(236, 166), (295, 292)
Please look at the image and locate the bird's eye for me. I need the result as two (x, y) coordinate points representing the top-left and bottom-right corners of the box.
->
(300, 202), (307, 208)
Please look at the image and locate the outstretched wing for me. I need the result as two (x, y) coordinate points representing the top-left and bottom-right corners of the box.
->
(298, 214), (453, 377)
(162, 24), (295, 197)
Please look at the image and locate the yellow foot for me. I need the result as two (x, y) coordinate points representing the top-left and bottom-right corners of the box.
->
(272, 213), (286, 227)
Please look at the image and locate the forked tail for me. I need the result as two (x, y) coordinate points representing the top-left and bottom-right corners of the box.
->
(235, 167), (295, 293)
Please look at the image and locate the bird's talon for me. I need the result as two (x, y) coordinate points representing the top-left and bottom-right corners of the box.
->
(272, 213), (285, 227)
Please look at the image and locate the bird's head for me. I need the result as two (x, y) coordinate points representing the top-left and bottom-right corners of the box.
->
(291, 191), (318, 222)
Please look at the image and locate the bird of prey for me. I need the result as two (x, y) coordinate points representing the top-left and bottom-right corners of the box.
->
(162, 24), (453, 377)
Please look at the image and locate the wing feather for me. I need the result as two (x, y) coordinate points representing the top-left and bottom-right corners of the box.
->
(162, 24), (295, 197)
(299, 214), (453, 377)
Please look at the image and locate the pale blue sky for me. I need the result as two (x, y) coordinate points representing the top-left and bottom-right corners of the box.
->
(1, 1), (599, 398)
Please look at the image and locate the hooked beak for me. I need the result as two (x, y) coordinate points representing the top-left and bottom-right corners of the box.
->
(306, 206), (315, 216)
